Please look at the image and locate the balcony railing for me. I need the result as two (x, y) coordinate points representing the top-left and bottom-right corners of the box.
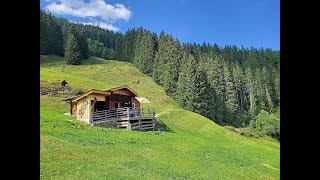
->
(91, 107), (155, 123)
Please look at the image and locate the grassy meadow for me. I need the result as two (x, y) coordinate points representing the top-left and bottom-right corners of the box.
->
(40, 55), (279, 179)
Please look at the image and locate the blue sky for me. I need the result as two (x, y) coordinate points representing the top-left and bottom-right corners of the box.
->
(40, 0), (280, 50)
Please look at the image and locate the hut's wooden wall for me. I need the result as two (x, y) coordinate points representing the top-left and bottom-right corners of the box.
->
(131, 97), (141, 108)
(71, 102), (77, 115)
(76, 96), (90, 123)
(109, 94), (132, 109)
(75, 94), (109, 124)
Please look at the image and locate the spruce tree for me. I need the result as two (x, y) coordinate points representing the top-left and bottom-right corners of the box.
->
(193, 67), (212, 117)
(45, 13), (63, 55)
(159, 34), (180, 95)
(232, 62), (245, 112)
(65, 27), (81, 65)
(223, 62), (238, 121)
(133, 30), (157, 75)
(244, 67), (256, 117)
(78, 30), (89, 59)
(40, 10), (48, 54)
(183, 54), (198, 111)
(175, 52), (189, 107)
(273, 66), (280, 103)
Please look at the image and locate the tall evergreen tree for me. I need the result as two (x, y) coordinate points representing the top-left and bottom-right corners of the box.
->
(232, 62), (245, 112)
(223, 62), (238, 121)
(65, 25), (81, 65)
(244, 67), (256, 116)
(45, 12), (63, 55)
(78, 30), (89, 59)
(175, 52), (189, 107)
(120, 28), (138, 62)
(153, 32), (180, 95)
(40, 10), (48, 54)
(133, 28), (157, 75)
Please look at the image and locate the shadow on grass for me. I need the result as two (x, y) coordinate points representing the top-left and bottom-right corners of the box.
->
(129, 118), (174, 133)
(153, 118), (174, 133)
(80, 57), (107, 65)
(40, 55), (112, 66)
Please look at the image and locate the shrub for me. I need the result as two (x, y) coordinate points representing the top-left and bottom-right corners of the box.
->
(71, 88), (84, 95)
(240, 128), (263, 138)
(245, 110), (280, 141)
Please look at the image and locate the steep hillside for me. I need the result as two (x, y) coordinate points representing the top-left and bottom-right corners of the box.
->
(40, 56), (280, 179)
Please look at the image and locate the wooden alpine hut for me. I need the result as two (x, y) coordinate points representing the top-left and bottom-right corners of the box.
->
(64, 85), (155, 130)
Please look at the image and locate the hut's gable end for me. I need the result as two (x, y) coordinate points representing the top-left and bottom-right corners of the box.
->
(104, 85), (139, 97)
(89, 94), (107, 101)
(112, 89), (135, 97)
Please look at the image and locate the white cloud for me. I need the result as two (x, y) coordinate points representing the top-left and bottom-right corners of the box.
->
(46, 0), (132, 31)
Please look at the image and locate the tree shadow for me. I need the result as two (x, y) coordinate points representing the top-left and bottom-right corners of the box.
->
(135, 118), (174, 133)
(153, 118), (175, 133)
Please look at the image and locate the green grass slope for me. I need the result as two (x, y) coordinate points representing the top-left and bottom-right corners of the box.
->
(40, 55), (280, 179)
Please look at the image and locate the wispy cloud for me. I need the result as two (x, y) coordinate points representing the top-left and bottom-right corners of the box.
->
(45, 0), (132, 31)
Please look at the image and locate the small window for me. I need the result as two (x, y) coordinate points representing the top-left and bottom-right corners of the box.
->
(132, 103), (135, 109)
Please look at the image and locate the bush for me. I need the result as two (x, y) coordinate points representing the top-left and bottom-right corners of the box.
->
(71, 88), (84, 95)
(245, 110), (280, 141)
(240, 128), (263, 138)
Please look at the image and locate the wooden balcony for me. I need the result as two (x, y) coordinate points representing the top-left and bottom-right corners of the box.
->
(91, 107), (155, 130)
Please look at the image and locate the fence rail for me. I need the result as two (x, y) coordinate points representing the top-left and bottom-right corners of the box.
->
(91, 107), (155, 130)
(92, 107), (155, 121)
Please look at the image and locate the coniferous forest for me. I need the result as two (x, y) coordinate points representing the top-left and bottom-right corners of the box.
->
(40, 9), (280, 140)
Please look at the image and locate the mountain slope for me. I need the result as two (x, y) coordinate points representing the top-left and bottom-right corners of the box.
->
(40, 56), (279, 179)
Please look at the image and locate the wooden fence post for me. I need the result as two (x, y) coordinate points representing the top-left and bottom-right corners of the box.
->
(115, 109), (118, 118)
(127, 107), (130, 118)
(141, 108), (144, 117)
(90, 113), (94, 125)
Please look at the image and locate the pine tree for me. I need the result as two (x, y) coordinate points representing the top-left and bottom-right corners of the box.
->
(175, 52), (189, 107)
(212, 43), (221, 55)
(114, 33), (122, 60)
(153, 32), (179, 95)
(120, 28), (138, 62)
(223, 62), (238, 121)
(45, 12), (63, 55)
(78, 30), (89, 59)
(244, 67), (256, 115)
(202, 53), (226, 122)
(232, 62), (245, 112)
(40, 10), (48, 54)
(176, 53), (213, 117)
(273, 66), (280, 103)
(193, 67), (212, 117)
(65, 25), (81, 65)
(152, 31), (166, 84)
(261, 66), (274, 112)
(254, 68), (266, 112)
(183, 54), (198, 111)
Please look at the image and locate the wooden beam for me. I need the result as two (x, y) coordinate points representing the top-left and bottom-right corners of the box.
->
(72, 89), (111, 102)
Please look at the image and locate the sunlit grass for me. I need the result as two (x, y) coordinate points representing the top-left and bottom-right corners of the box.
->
(40, 56), (279, 179)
